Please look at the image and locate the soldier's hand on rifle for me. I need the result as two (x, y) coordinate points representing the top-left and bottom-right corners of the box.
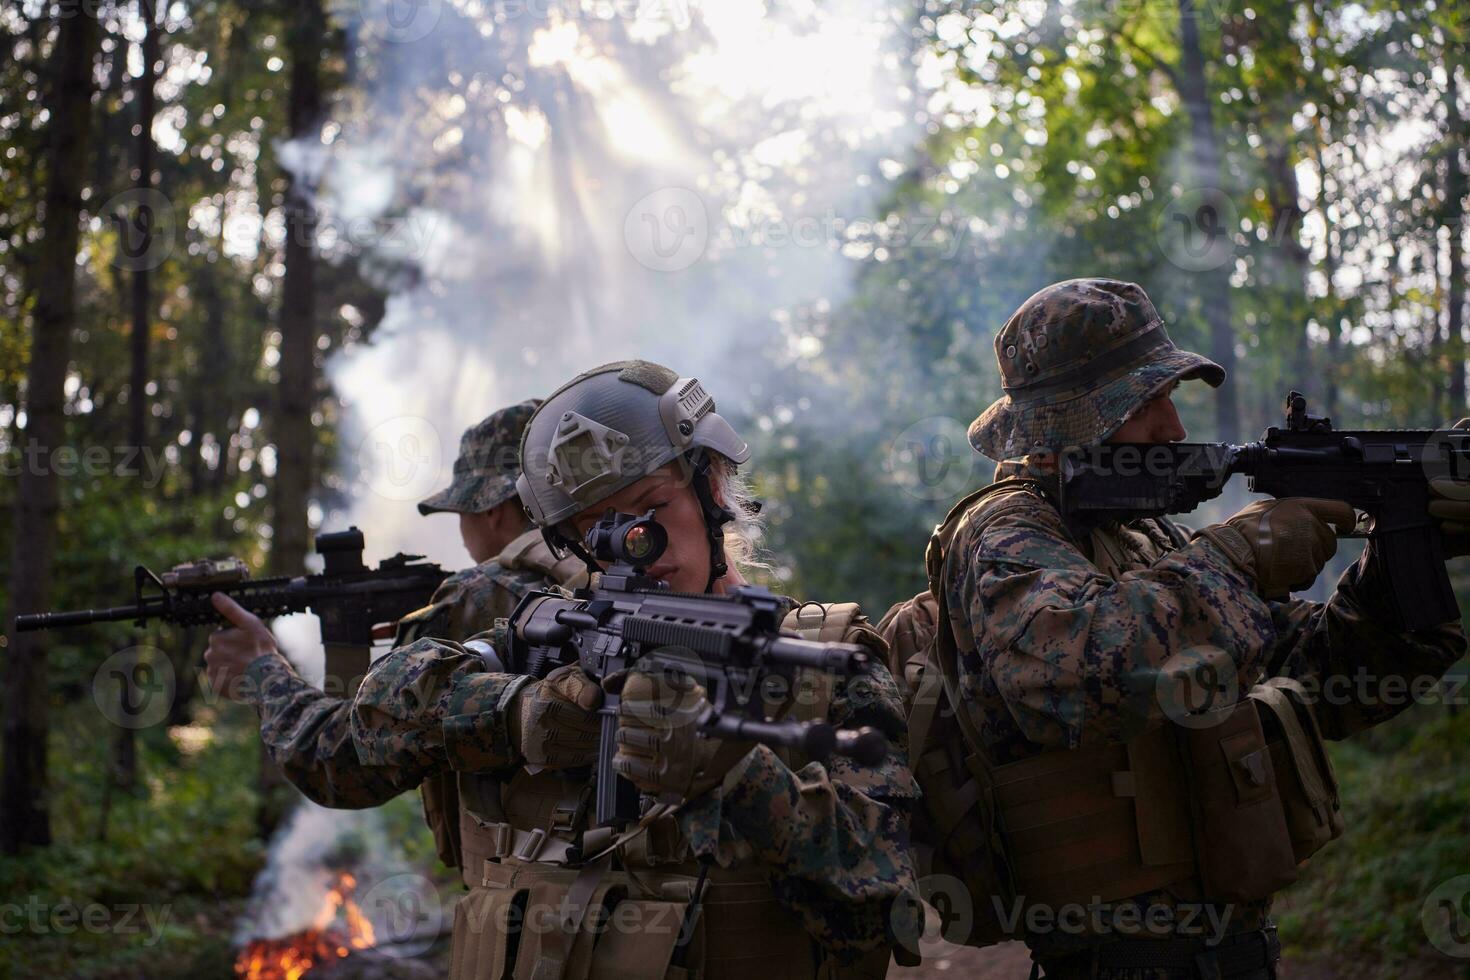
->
(204, 592), (285, 702)
(604, 668), (752, 803)
(1430, 418), (1470, 560)
(1195, 497), (1358, 600)
(508, 665), (603, 769)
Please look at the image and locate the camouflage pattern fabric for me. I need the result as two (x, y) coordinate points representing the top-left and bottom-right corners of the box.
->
(939, 457), (1467, 956)
(343, 608), (915, 965)
(676, 620), (921, 961)
(418, 398), (541, 515)
(968, 279), (1225, 461)
(241, 531), (557, 807)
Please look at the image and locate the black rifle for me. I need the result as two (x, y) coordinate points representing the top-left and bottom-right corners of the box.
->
(15, 527), (448, 692)
(1058, 391), (1470, 631)
(502, 510), (888, 827)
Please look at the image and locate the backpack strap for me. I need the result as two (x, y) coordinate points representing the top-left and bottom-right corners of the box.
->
(914, 479), (1046, 768)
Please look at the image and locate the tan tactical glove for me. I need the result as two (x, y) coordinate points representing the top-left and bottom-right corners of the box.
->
(603, 668), (752, 803)
(508, 665), (603, 769)
(1195, 497), (1357, 600)
(1430, 418), (1470, 559)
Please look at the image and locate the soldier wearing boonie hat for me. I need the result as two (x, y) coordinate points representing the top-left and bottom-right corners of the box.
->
(967, 277), (1224, 460)
(418, 399), (541, 518)
(201, 397), (591, 876)
(883, 277), (1467, 979)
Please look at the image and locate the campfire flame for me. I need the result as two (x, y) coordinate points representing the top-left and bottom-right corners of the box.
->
(235, 872), (377, 979)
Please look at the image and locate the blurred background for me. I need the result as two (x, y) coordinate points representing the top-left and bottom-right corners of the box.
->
(0, 0), (1467, 977)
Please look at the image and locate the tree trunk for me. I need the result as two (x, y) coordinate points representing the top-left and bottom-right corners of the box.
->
(1176, 0), (1239, 442)
(272, 0), (325, 578)
(1, 9), (101, 855)
(258, 0), (328, 838)
(112, 0), (163, 796)
(1445, 59), (1466, 418)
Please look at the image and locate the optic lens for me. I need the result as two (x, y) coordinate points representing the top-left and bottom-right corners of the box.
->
(623, 524), (654, 560)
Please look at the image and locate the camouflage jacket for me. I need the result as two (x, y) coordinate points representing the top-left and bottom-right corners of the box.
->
(339, 602), (919, 963)
(243, 532), (562, 807)
(942, 460), (1467, 762)
(941, 459), (1467, 955)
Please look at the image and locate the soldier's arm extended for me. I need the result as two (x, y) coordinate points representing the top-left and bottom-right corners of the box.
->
(243, 653), (415, 808)
(1263, 546), (1466, 740)
(675, 653), (921, 962)
(949, 491), (1279, 753)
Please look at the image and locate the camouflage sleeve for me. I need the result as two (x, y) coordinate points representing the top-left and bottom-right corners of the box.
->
(243, 653), (411, 808)
(1267, 544), (1466, 740)
(950, 493), (1278, 752)
(349, 628), (527, 776)
(393, 564), (518, 646)
(676, 651), (920, 963)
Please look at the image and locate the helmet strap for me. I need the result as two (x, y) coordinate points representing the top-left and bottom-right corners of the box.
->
(688, 451), (736, 593)
(541, 525), (603, 579)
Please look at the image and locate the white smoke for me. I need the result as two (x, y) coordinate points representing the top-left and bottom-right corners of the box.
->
(295, 0), (923, 573)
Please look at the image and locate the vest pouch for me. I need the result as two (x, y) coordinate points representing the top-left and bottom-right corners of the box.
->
(449, 881), (525, 980)
(1249, 679), (1345, 863)
(586, 895), (692, 980)
(1176, 700), (1299, 903)
(422, 772), (463, 871)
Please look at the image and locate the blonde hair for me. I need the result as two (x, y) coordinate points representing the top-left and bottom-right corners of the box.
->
(707, 453), (770, 578)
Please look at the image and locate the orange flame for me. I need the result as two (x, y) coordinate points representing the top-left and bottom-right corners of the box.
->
(235, 872), (377, 979)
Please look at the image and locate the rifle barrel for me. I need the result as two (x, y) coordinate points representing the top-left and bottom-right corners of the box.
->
(15, 604), (146, 632)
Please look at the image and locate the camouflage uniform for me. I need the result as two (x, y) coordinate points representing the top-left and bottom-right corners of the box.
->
(239, 400), (573, 813)
(940, 280), (1467, 978)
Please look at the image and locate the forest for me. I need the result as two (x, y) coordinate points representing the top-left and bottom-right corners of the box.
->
(1, 0), (1467, 977)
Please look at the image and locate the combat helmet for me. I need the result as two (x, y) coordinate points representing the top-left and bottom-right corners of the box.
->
(968, 278), (1226, 460)
(516, 360), (750, 591)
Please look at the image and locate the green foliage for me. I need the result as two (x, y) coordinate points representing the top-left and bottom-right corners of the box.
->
(1276, 706), (1470, 977)
(0, 702), (266, 979)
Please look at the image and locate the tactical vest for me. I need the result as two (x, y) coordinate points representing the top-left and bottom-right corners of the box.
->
(418, 531), (591, 873)
(448, 600), (892, 980)
(881, 480), (1345, 948)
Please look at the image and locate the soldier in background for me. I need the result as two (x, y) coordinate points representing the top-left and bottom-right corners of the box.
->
(888, 278), (1469, 979)
(203, 400), (588, 874)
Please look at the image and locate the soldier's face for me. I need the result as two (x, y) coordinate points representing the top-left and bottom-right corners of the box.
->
(1108, 383), (1187, 444)
(569, 465), (714, 593)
